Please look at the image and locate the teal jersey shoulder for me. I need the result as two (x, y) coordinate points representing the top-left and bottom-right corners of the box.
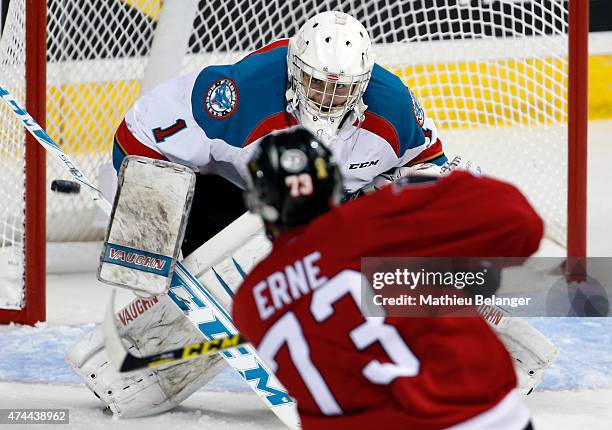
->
(191, 42), (290, 148)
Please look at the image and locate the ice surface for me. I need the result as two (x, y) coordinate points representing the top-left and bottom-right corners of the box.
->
(1, 318), (612, 392)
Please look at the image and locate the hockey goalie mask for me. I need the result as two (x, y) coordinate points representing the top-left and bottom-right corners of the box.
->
(287, 11), (375, 144)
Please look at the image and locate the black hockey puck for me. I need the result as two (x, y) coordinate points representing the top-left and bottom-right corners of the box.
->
(51, 179), (81, 194)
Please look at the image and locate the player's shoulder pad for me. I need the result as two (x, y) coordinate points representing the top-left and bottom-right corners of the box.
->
(190, 40), (290, 148)
(363, 64), (426, 157)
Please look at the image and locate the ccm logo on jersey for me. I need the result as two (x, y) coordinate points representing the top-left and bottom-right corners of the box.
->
(349, 160), (379, 169)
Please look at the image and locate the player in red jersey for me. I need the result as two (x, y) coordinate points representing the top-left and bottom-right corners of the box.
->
(233, 127), (543, 429)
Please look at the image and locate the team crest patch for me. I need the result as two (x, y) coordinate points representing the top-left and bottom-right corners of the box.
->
(408, 88), (425, 127)
(205, 78), (238, 119)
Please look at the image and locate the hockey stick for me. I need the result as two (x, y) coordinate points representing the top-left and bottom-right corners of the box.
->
(0, 84), (299, 429)
(115, 333), (247, 372)
(104, 291), (247, 372)
(0, 85), (111, 215)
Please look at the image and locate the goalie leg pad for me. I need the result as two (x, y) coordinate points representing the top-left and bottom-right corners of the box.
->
(484, 308), (558, 395)
(66, 294), (226, 417)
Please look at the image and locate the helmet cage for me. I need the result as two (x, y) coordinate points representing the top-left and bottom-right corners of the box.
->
(289, 54), (371, 121)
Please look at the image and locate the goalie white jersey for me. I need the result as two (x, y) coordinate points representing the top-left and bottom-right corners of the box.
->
(112, 40), (447, 194)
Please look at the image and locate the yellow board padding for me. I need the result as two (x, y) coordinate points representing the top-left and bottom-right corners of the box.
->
(588, 55), (612, 119)
(43, 54), (611, 156)
(121, 0), (161, 20)
(46, 81), (141, 156)
(389, 57), (566, 128)
(391, 54), (610, 126)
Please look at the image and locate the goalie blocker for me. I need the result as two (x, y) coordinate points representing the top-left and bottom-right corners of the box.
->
(97, 156), (195, 295)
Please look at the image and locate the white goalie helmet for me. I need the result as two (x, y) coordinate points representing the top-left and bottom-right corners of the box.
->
(287, 11), (375, 144)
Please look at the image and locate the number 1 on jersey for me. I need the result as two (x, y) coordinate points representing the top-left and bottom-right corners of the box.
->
(153, 119), (187, 143)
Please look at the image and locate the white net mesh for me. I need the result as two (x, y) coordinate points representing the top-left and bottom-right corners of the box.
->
(0, 0), (570, 309)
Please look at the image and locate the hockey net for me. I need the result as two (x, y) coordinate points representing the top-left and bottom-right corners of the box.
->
(0, 0), (585, 323)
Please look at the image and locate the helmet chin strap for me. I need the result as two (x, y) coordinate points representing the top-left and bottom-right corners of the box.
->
(300, 114), (340, 147)
(286, 88), (367, 147)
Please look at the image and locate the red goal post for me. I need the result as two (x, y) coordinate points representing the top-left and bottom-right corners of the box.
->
(567, 0), (588, 278)
(0, 0), (46, 324)
(0, 0), (589, 324)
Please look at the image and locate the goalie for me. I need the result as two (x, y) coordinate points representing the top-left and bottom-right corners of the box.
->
(109, 10), (448, 256)
(66, 11), (556, 420)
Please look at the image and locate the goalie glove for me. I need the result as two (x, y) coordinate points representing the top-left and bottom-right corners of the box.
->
(361, 155), (481, 195)
(440, 155), (482, 176)
(360, 163), (439, 194)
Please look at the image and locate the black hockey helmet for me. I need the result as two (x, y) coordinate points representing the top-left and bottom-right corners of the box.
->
(244, 127), (342, 228)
